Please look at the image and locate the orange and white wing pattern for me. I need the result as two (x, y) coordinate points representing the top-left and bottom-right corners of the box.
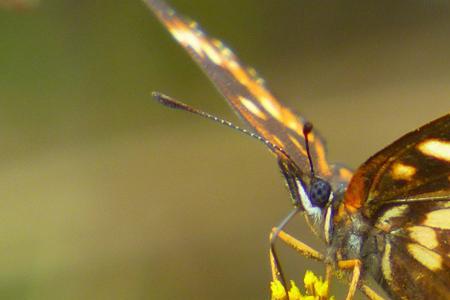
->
(344, 114), (450, 215)
(341, 113), (450, 299)
(144, 0), (351, 185)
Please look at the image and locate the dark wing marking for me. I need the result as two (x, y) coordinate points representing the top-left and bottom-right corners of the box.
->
(342, 113), (450, 300)
(343, 113), (450, 216)
(374, 201), (450, 299)
(144, 0), (351, 184)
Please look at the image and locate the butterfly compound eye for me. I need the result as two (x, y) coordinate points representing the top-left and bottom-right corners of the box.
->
(310, 178), (331, 208)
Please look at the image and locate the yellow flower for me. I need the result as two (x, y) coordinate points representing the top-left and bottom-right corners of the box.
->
(287, 280), (302, 300)
(271, 280), (287, 300)
(314, 278), (329, 298)
(303, 270), (318, 295)
(270, 270), (335, 300)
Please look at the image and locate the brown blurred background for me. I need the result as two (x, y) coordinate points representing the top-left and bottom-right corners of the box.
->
(1, 0), (449, 299)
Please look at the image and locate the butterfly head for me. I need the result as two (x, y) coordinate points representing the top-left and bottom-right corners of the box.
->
(285, 122), (336, 226)
(293, 174), (334, 219)
(303, 122), (333, 206)
(309, 177), (332, 208)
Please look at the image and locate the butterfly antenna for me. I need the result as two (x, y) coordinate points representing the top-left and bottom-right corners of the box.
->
(303, 122), (315, 177)
(153, 92), (290, 157)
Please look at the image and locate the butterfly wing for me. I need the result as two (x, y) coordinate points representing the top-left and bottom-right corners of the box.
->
(145, 0), (351, 184)
(343, 114), (450, 299)
(344, 114), (450, 214)
(376, 200), (450, 299)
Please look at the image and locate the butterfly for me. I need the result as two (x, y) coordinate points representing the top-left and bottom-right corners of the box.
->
(144, 0), (450, 299)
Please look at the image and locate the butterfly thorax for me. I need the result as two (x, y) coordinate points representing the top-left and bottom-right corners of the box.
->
(327, 201), (399, 296)
(327, 205), (373, 267)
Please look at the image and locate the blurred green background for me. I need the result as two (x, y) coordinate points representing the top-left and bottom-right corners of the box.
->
(1, 0), (450, 299)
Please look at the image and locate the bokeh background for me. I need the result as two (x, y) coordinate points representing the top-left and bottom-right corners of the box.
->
(1, 0), (450, 299)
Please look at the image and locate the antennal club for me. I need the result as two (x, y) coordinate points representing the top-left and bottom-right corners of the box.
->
(153, 92), (291, 158)
(303, 122), (315, 177)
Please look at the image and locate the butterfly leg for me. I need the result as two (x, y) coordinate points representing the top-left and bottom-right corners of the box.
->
(332, 259), (386, 300)
(272, 227), (324, 261)
(270, 227), (325, 280)
(325, 264), (333, 296)
(271, 230), (386, 300)
(337, 259), (361, 300)
(269, 228), (324, 294)
(360, 285), (386, 300)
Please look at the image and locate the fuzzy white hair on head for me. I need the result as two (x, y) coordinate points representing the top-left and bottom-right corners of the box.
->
(296, 179), (322, 223)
